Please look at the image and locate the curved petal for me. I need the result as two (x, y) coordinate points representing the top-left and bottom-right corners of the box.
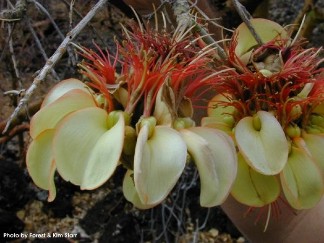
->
(235, 111), (289, 175)
(134, 125), (187, 205)
(153, 87), (172, 125)
(123, 170), (155, 209)
(42, 78), (91, 107)
(201, 117), (234, 134)
(26, 129), (57, 201)
(207, 94), (236, 122)
(302, 132), (324, 174)
(54, 107), (123, 187)
(180, 127), (237, 207)
(204, 94), (235, 134)
(81, 112), (125, 189)
(280, 146), (324, 209)
(231, 153), (280, 207)
(47, 160), (57, 202)
(234, 18), (289, 59)
(30, 89), (97, 139)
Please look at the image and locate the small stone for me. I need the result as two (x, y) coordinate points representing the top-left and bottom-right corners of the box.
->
(16, 210), (25, 220)
(237, 236), (246, 243)
(208, 228), (219, 237)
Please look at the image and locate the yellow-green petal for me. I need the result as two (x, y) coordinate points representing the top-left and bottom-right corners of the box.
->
(280, 146), (324, 209)
(234, 18), (289, 61)
(201, 117), (234, 134)
(207, 94), (236, 122)
(26, 129), (57, 201)
(180, 127), (237, 207)
(302, 131), (324, 174)
(81, 112), (125, 189)
(231, 153), (280, 207)
(54, 107), (123, 188)
(235, 111), (289, 175)
(134, 125), (187, 205)
(42, 78), (91, 107)
(123, 170), (155, 209)
(30, 89), (97, 139)
(153, 87), (172, 125)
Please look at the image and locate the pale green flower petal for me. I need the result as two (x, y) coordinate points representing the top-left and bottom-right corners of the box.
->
(153, 87), (172, 125)
(180, 127), (237, 207)
(47, 160), (57, 202)
(123, 170), (155, 209)
(54, 107), (123, 187)
(235, 111), (289, 175)
(280, 146), (324, 209)
(30, 89), (97, 139)
(201, 117), (234, 134)
(231, 153), (280, 207)
(302, 132), (324, 175)
(26, 129), (57, 201)
(203, 94), (235, 134)
(134, 125), (187, 205)
(42, 78), (91, 107)
(81, 112), (125, 189)
(207, 94), (236, 123)
(234, 18), (289, 62)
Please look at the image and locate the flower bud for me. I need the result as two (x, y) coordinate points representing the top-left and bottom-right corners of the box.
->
(137, 117), (157, 138)
(173, 117), (195, 130)
(289, 104), (302, 120)
(252, 114), (261, 131)
(107, 111), (130, 128)
(123, 126), (137, 156)
(305, 125), (324, 134)
(285, 124), (301, 138)
(95, 94), (108, 109)
(259, 69), (273, 77)
(310, 114), (324, 128)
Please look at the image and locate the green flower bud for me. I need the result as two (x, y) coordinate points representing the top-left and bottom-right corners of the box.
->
(252, 114), (261, 131)
(123, 126), (137, 156)
(223, 115), (235, 127)
(95, 94), (108, 109)
(107, 111), (130, 128)
(289, 104), (302, 120)
(259, 69), (273, 77)
(310, 114), (324, 128)
(173, 117), (195, 130)
(285, 124), (301, 138)
(305, 125), (324, 134)
(137, 117), (157, 138)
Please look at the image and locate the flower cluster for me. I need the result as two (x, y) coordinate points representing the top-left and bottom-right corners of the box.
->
(26, 22), (237, 208)
(204, 18), (324, 210)
(27, 17), (324, 212)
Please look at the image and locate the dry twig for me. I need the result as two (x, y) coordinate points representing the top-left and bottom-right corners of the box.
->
(3, 0), (109, 133)
(0, 124), (30, 144)
(232, 0), (263, 46)
(172, 0), (227, 60)
(26, 16), (60, 81)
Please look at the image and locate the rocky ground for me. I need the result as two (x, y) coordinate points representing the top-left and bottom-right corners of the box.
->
(0, 0), (323, 242)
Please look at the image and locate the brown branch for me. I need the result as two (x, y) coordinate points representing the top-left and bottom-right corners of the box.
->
(3, 0), (109, 134)
(0, 124), (30, 144)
